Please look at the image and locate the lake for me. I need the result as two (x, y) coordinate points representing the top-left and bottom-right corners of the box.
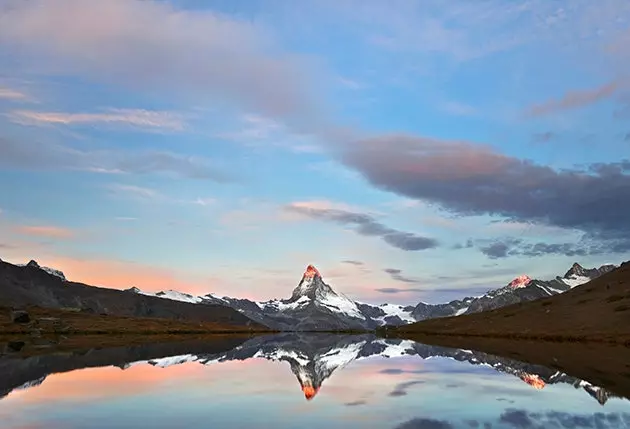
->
(1, 334), (629, 429)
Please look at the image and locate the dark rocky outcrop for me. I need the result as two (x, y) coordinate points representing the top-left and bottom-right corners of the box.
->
(0, 259), (262, 329)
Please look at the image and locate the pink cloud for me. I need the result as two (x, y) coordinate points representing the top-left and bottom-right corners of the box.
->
(524, 80), (622, 117)
(14, 225), (75, 239)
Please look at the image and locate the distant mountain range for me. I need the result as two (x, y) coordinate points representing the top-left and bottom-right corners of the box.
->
(131, 262), (617, 330)
(0, 257), (619, 331)
(1, 334), (615, 405)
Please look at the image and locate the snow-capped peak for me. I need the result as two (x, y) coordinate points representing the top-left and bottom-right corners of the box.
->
(564, 262), (587, 278)
(280, 265), (366, 320)
(19, 260), (66, 281)
(509, 275), (532, 288)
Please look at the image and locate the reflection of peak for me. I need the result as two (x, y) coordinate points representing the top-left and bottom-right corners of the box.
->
(301, 383), (319, 401)
(520, 373), (546, 390)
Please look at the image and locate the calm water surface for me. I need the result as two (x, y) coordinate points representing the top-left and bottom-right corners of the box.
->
(1, 334), (629, 429)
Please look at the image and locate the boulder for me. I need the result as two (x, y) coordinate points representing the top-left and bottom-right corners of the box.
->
(10, 310), (30, 324)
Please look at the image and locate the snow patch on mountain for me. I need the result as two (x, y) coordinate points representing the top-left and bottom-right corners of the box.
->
(560, 275), (591, 288)
(317, 292), (365, 320)
(19, 260), (66, 281)
(149, 354), (199, 368)
(253, 348), (310, 366)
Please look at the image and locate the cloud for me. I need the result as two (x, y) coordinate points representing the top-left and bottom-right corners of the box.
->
(342, 260), (364, 266)
(479, 239), (520, 259)
(339, 134), (630, 255)
(8, 109), (186, 131)
(475, 236), (629, 259)
(375, 287), (424, 294)
(0, 136), (230, 181)
(0, 87), (29, 100)
(0, 0), (325, 131)
(394, 418), (453, 429)
(440, 101), (478, 117)
(388, 380), (425, 397)
(14, 225), (75, 239)
(383, 268), (421, 284)
(531, 131), (556, 143)
(285, 202), (439, 251)
(498, 409), (630, 429)
(106, 184), (160, 200)
(524, 80), (622, 117)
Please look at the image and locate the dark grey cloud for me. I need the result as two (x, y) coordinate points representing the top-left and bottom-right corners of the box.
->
(0, 136), (230, 181)
(532, 131), (556, 143)
(496, 409), (630, 429)
(285, 204), (438, 251)
(339, 135), (630, 255)
(479, 241), (513, 259)
(384, 268), (421, 284)
(388, 380), (426, 397)
(375, 287), (424, 294)
(342, 260), (364, 266)
(499, 409), (533, 428)
(380, 368), (405, 375)
(475, 237), (628, 259)
(344, 400), (366, 407)
(394, 418), (454, 429)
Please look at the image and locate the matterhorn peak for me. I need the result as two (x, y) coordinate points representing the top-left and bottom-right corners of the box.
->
(303, 264), (321, 279)
(509, 275), (532, 288)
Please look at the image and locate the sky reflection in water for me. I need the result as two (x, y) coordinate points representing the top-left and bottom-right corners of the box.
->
(1, 334), (629, 429)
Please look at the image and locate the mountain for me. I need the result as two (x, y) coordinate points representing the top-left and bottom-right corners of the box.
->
(130, 262), (618, 329)
(0, 334), (619, 405)
(2, 256), (620, 331)
(409, 262), (618, 321)
(131, 265), (418, 330)
(0, 259), (263, 329)
(396, 260), (630, 343)
(17, 260), (66, 281)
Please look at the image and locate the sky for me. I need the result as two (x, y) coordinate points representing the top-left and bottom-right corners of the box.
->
(0, 0), (629, 305)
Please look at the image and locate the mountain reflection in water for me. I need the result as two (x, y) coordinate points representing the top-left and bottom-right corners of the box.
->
(1, 334), (629, 429)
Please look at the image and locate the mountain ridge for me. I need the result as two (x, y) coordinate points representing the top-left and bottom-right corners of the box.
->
(0, 257), (619, 331)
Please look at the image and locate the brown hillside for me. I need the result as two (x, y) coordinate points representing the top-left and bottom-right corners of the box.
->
(396, 261), (630, 344)
(0, 306), (271, 338)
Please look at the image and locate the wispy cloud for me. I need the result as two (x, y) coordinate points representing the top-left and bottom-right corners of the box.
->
(383, 268), (421, 284)
(8, 109), (186, 131)
(106, 184), (160, 200)
(531, 131), (556, 143)
(524, 80), (622, 117)
(0, 0), (326, 132)
(14, 225), (75, 239)
(0, 136), (231, 181)
(285, 201), (439, 251)
(374, 287), (424, 294)
(0, 87), (29, 101)
(193, 197), (216, 206)
(439, 100), (478, 117)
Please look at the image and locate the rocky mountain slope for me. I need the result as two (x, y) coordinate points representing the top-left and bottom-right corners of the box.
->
(0, 259), (262, 329)
(1, 256), (620, 331)
(396, 261), (630, 343)
(132, 262), (619, 330)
